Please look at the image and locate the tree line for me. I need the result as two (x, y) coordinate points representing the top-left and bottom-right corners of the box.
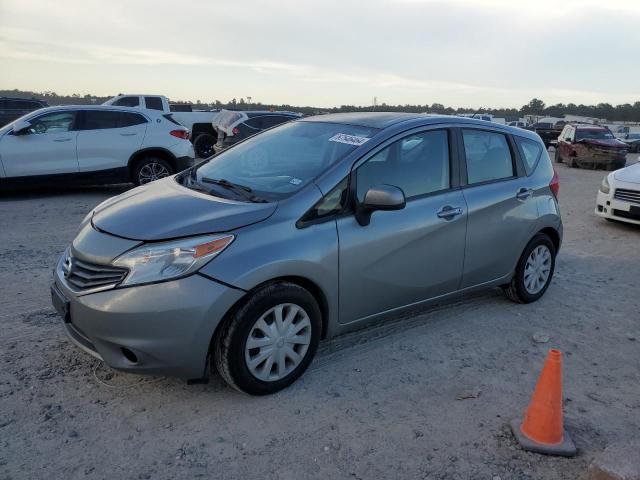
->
(3, 89), (640, 123)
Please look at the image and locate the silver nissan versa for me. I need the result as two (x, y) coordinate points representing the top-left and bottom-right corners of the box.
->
(52, 113), (562, 395)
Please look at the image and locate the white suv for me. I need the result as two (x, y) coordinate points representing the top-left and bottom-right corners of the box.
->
(0, 105), (195, 187)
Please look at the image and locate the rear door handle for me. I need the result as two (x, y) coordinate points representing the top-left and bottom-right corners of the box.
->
(53, 138), (71, 142)
(120, 133), (137, 136)
(437, 206), (463, 219)
(516, 188), (533, 200)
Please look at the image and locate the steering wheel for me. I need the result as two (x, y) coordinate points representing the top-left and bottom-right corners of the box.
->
(34, 123), (47, 134)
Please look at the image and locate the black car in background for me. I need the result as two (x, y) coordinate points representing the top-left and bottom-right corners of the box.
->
(0, 97), (49, 127)
(207, 110), (303, 155)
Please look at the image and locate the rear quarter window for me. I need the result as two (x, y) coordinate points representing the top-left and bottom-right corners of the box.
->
(515, 137), (543, 175)
(119, 112), (147, 127)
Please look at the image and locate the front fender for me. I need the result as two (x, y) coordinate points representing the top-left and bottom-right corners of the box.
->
(200, 216), (340, 337)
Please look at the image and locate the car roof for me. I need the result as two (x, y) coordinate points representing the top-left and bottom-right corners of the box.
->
(300, 112), (539, 138)
(244, 111), (302, 117)
(302, 112), (424, 129)
(26, 105), (157, 115)
(574, 124), (607, 130)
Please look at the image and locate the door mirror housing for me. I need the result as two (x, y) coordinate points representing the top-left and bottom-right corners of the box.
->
(355, 184), (406, 226)
(12, 120), (31, 135)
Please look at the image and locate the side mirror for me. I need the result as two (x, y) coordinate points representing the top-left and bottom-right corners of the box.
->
(355, 184), (406, 226)
(12, 120), (31, 135)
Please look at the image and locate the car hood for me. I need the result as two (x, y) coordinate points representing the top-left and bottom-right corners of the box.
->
(92, 177), (277, 241)
(578, 138), (627, 149)
(614, 162), (640, 184)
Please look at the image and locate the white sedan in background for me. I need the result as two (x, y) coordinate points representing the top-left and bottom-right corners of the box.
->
(596, 161), (640, 225)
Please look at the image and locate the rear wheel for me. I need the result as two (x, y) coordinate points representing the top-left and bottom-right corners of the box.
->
(193, 133), (216, 158)
(133, 157), (173, 186)
(214, 282), (322, 395)
(503, 233), (556, 304)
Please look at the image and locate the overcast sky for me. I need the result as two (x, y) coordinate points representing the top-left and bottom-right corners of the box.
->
(1, 0), (639, 108)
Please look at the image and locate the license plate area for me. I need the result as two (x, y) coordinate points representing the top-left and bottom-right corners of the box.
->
(51, 283), (70, 322)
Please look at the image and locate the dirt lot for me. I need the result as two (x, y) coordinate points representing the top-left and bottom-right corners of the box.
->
(1, 153), (639, 480)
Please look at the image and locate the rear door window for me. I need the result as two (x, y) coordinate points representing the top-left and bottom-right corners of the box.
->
(144, 97), (164, 111)
(113, 96), (140, 107)
(462, 129), (514, 185)
(81, 111), (120, 130)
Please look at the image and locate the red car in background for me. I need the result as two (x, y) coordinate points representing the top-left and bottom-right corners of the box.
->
(555, 124), (628, 170)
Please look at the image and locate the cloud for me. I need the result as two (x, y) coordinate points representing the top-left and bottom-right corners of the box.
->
(1, 0), (639, 107)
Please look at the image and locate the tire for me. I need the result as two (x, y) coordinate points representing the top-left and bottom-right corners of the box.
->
(193, 133), (216, 158)
(503, 233), (556, 304)
(214, 282), (322, 395)
(567, 156), (577, 168)
(133, 157), (174, 186)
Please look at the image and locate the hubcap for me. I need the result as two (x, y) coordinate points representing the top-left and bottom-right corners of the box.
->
(138, 162), (170, 184)
(523, 245), (552, 294)
(244, 303), (312, 382)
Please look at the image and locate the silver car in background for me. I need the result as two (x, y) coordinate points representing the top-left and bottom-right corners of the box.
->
(51, 113), (562, 395)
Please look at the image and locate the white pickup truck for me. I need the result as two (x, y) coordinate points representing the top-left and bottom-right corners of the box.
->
(103, 94), (220, 157)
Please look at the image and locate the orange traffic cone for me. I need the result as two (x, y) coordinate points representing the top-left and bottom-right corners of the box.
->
(510, 349), (577, 457)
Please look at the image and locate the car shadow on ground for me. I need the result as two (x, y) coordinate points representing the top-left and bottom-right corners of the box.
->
(0, 183), (132, 200)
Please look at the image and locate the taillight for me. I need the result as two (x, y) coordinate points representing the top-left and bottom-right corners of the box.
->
(549, 168), (559, 199)
(232, 127), (240, 135)
(170, 129), (190, 140)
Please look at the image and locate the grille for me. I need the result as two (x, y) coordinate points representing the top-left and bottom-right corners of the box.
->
(63, 254), (128, 291)
(614, 188), (640, 205)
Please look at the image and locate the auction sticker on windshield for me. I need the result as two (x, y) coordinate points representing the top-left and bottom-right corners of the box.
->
(329, 133), (370, 146)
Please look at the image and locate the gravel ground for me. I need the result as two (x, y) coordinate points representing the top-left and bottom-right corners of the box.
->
(1, 153), (639, 480)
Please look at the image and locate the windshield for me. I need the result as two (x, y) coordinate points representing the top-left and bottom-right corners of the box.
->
(180, 121), (378, 201)
(576, 129), (614, 141)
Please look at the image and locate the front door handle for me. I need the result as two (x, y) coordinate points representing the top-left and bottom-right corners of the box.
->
(53, 138), (71, 142)
(120, 133), (137, 136)
(516, 188), (533, 200)
(437, 206), (463, 219)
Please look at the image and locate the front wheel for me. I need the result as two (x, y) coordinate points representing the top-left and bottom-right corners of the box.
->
(214, 282), (322, 395)
(503, 233), (556, 304)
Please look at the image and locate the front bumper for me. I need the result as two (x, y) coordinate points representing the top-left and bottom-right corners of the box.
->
(52, 267), (244, 379)
(595, 189), (640, 225)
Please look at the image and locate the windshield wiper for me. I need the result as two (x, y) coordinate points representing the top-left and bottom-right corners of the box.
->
(202, 177), (253, 192)
(200, 177), (267, 203)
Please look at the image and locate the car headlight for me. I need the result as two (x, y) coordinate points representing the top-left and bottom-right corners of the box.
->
(113, 234), (234, 286)
(599, 175), (610, 194)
